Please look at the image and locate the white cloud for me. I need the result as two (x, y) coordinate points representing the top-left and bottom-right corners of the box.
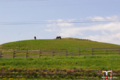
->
(101, 31), (108, 35)
(83, 22), (120, 32)
(58, 19), (120, 44)
(87, 15), (119, 21)
(57, 19), (63, 22)
(45, 16), (120, 44)
(88, 16), (106, 21)
(58, 22), (120, 37)
(85, 33), (120, 45)
(106, 15), (119, 21)
(59, 27), (83, 37)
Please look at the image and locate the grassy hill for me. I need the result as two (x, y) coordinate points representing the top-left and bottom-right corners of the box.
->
(1, 38), (120, 79)
(1, 38), (120, 50)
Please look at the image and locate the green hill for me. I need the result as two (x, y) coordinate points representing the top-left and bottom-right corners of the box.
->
(0, 45), (2, 50)
(1, 38), (120, 50)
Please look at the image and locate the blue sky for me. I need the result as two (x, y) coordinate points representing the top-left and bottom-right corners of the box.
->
(0, 0), (120, 45)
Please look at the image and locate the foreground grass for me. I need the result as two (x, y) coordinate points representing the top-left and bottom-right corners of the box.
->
(1, 38), (120, 50)
(0, 78), (109, 80)
(0, 55), (120, 70)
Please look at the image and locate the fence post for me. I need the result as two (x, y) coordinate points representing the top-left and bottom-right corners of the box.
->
(39, 50), (41, 58)
(66, 49), (67, 57)
(79, 49), (80, 56)
(13, 50), (15, 58)
(92, 48), (93, 55)
(26, 50), (28, 58)
(52, 49), (54, 58)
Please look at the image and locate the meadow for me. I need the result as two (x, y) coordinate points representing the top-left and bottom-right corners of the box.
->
(0, 78), (112, 80)
(0, 38), (120, 79)
(0, 55), (120, 69)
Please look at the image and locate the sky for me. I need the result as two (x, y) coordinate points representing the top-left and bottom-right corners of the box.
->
(0, 0), (120, 45)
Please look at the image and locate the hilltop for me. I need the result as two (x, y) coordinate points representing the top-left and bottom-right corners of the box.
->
(1, 38), (120, 50)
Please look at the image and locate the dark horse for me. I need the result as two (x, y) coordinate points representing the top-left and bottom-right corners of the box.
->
(56, 36), (61, 39)
(34, 36), (36, 40)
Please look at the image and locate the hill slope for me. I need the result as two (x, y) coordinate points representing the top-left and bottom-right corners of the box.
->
(1, 38), (120, 50)
(0, 45), (2, 50)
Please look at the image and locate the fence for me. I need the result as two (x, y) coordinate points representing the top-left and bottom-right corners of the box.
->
(0, 48), (120, 58)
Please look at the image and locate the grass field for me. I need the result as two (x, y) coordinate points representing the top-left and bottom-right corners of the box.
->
(1, 38), (120, 50)
(0, 38), (120, 79)
(0, 55), (120, 79)
(1, 78), (119, 80)
(0, 55), (120, 70)
(0, 78), (110, 80)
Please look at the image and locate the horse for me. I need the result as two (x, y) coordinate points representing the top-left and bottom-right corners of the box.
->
(56, 36), (61, 39)
(34, 36), (36, 40)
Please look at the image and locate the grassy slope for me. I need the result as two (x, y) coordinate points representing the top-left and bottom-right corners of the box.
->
(0, 38), (120, 79)
(0, 78), (103, 80)
(0, 55), (120, 70)
(1, 38), (120, 50)
(0, 45), (2, 50)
